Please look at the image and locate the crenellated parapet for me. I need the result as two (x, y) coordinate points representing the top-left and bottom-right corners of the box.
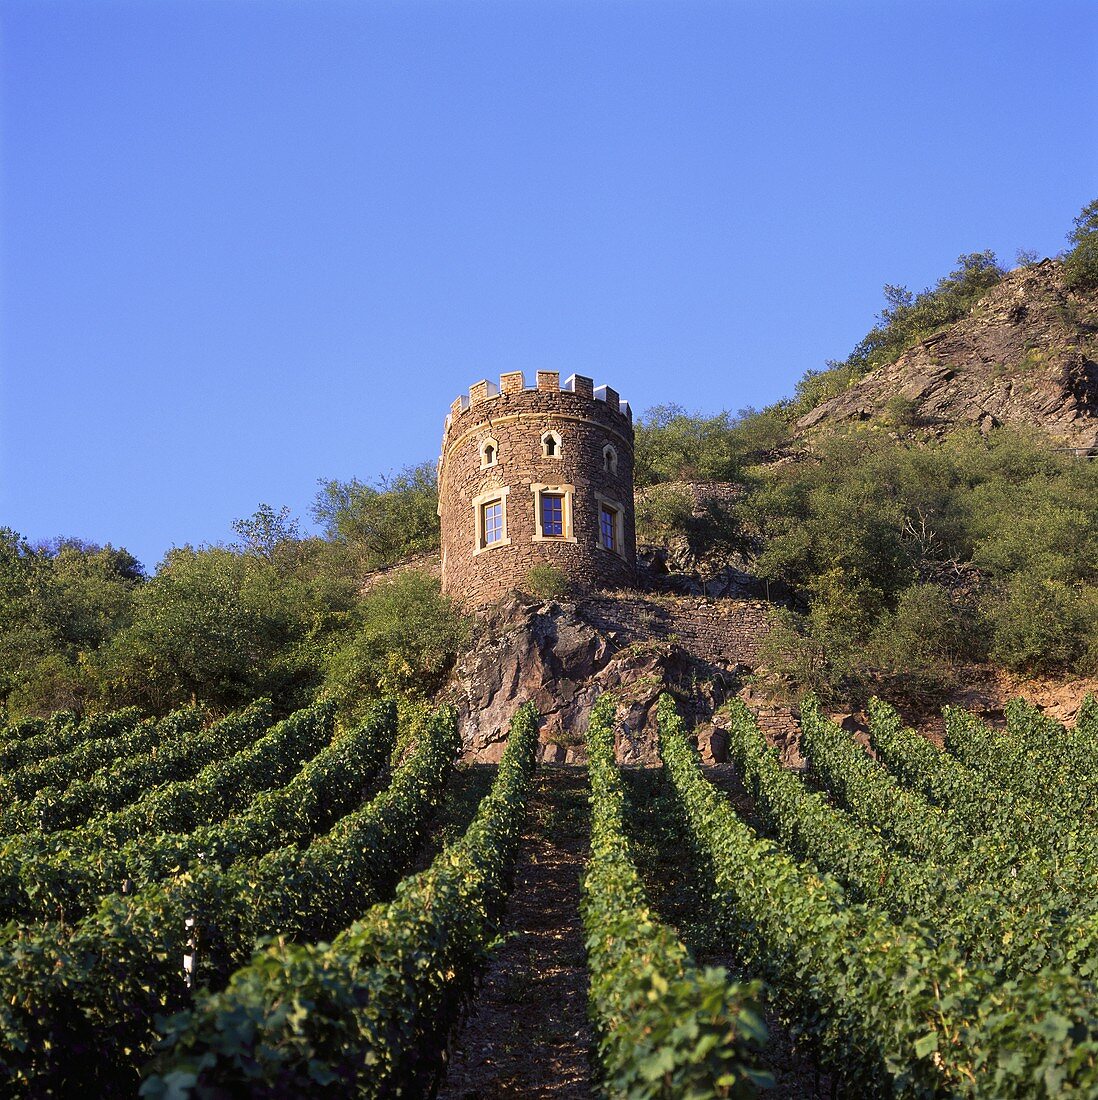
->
(443, 371), (632, 442)
(437, 370), (637, 608)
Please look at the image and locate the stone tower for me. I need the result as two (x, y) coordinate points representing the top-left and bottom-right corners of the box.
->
(438, 370), (636, 607)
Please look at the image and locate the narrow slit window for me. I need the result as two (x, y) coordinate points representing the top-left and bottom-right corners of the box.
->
(541, 493), (565, 537)
(480, 437), (499, 468)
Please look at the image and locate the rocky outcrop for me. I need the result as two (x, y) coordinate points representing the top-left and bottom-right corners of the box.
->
(796, 260), (1098, 452)
(446, 594), (754, 764)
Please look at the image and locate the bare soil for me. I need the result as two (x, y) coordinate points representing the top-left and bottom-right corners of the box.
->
(438, 766), (595, 1099)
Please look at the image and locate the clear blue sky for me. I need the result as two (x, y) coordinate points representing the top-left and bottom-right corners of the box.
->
(2, 0), (1095, 571)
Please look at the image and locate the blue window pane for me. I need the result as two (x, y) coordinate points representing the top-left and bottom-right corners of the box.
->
(601, 507), (616, 550)
(483, 501), (503, 545)
(541, 494), (564, 537)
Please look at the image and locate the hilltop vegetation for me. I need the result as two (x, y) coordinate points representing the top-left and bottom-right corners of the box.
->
(2, 202), (1095, 720)
(636, 421), (1097, 700)
(0, 481), (464, 723)
(634, 201), (1098, 703)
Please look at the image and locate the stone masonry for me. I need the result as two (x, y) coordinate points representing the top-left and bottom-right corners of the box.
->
(438, 371), (637, 607)
(582, 594), (775, 668)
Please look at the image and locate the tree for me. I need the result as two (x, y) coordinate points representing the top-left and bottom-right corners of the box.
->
(232, 504), (302, 560)
(98, 546), (304, 712)
(634, 405), (743, 486)
(322, 570), (469, 721)
(0, 532), (143, 717)
(312, 462), (440, 571)
(1064, 198), (1098, 290)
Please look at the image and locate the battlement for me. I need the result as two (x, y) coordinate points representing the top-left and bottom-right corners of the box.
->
(445, 371), (632, 434)
(438, 368), (638, 607)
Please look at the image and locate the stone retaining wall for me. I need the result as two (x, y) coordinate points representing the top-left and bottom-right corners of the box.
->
(582, 593), (776, 669)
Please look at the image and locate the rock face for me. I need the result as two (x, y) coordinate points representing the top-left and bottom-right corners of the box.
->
(447, 594), (742, 764)
(796, 260), (1098, 452)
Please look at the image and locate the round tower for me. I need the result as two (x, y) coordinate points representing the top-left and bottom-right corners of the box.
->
(438, 370), (636, 607)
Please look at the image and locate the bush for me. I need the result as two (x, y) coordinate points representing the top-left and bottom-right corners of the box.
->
(985, 576), (1092, 673)
(523, 563), (571, 601)
(97, 546), (305, 714)
(313, 462), (440, 571)
(1063, 199), (1098, 291)
(865, 585), (979, 702)
(634, 405), (793, 488)
(634, 405), (742, 486)
(635, 485), (695, 545)
(882, 393), (919, 428)
(755, 609), (835, 701)
(867, 584), (973, 671)
(323, 571), (470, 721)
(730, 405), (794, 456)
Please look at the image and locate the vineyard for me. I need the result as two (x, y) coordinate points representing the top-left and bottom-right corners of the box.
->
(0, 691), (1096, 1097)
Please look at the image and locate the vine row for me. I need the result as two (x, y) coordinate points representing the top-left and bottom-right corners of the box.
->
(659, 695), (1098, 1098)
(141, 703), (538, 1100)
(583, 694), (770, 1098)
(0, 702), (456, 1095)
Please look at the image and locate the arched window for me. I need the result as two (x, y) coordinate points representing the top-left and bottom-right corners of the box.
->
(602, 444), (618, 474)
(541, 431), (562, 458)
(480, 437), (499, 469)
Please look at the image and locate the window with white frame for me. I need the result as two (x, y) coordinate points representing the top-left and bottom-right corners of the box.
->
(541, 430), (562, 458)
(602, 444), (618, 474)
(531, 483), (576, 542)
(483, 499), (504, 544)
(472, 487), (510, 553)
(594, 493), (626, 557)
(541, 492), (565, 537)
(599, 504), (617, 550)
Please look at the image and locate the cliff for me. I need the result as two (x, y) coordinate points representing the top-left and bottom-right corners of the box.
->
(796, 259), (1098, 451)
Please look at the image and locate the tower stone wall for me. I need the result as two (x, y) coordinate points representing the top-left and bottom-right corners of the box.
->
(438, 371), (637, 607)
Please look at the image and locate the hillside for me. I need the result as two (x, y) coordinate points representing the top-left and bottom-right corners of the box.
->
(3, 224), (1098, 1100)
(795, 258), (1097, 450)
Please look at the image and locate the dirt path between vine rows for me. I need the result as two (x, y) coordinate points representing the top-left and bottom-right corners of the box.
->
(438, 765), (595, 1100)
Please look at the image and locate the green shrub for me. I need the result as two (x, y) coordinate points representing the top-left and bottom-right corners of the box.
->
(985, 576), (1092, 673)
(754, 609), (835, 701)
(313, 462), (440, 570)
(1063, 199), (1098, 291)
(882, 393), (919, 428)
(867, 584), (975, 672)
(634, 405), (743, 486)
(523, 563), (571, 601)
(635, 484), (695, 544)
(324, 570), (469, 720)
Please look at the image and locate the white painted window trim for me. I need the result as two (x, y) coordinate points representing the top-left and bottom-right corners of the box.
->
(594, 492), (627, 558)
(480, 436), (499, 469)
(472, 486), (511, 554)
(541, 430), (563, 458)
(530, 482), (577, 543)
(602, 443), (618, 474)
